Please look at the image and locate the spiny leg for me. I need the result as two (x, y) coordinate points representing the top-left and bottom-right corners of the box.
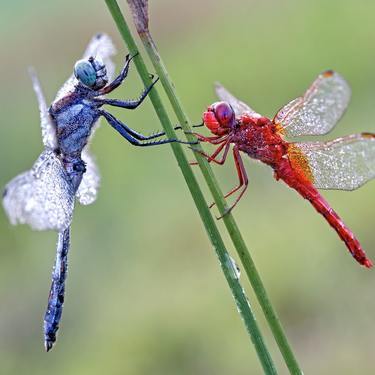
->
(191, 133), (226, 144)
(95, 77), (159, 110)
(174, 122), (205, 132)
(100, 110), (196, 146)
(121, 124), (188, 141)
(98, 52), (138, 95)
(98, 110), (186, 140)
(190, 140), (230, 166)
(44, 227), (70, 352)
(216, 146), (248, 218)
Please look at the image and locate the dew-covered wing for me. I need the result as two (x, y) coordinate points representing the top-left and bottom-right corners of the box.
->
(54, 33), (117, 102)
(274, 71), (351, 136)
(215, 82), (262, 118)
(288, 133), (375, 190)
(3, 150), (74, 231)
(76, 148), (100, 205)
(28, 67), (57, 149)
(82, 32), (116, 84)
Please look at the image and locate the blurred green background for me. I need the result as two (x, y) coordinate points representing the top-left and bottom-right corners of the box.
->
(1, 0), (375, 374)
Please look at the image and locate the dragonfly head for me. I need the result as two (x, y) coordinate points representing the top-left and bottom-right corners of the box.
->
(203, 102), (236, 135)
(74, 57), (108, 89)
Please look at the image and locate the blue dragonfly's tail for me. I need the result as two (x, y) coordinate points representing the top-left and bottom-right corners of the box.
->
(44, 227), (71, 351)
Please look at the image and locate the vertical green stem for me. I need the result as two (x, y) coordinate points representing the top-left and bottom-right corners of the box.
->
(141, 35), (303, 375)
(112, 1), (303, 374)
(105, 0), (278, 373)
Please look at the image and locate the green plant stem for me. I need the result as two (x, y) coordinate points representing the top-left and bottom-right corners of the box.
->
(105, 1), (277, 374)
(114, 2), (304, 374)
(144, 47), (303, 374)
(141, 36), (303, 375)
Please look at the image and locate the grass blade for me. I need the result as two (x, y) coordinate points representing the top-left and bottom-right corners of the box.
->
(121, 1), (303, 374)
(105, 0), (278, 373)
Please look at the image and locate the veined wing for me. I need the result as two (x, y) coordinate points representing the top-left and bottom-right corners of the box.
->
(274, 71), (351, 136)
(28, 67), (57, 149)
(215, 82), (262, 118)
(54, 33), (116, 102)
(3, 150), (75, 231)
(82, 32), (116, 81)
(288, 133), (375, 190)
(76, 148), (100, 205)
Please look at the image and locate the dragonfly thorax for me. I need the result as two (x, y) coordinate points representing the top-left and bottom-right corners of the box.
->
(49, 94), (100, 158)
(234, 119), (287, 165)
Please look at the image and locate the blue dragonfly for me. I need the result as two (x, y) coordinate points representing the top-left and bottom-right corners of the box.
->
(2, 33), (192, 351)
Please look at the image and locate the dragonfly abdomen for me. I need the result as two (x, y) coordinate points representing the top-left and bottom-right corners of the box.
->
(276, 160), (373, 268)
(309, 194), (371, 265)
(44, 228), (70, 351)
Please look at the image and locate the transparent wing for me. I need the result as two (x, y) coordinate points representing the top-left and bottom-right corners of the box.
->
(214, 82), (262, 118)
(288, 133), (375, 190)
(274, 71), (351, 136)
(76, 148), (100, 205)
(54, 33), (116, 102)
(3, 150), (75, 231)
(82, 33), (116, 83)
(28, 67), (57, 149)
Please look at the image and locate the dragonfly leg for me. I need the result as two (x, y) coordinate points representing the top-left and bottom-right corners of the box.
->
(100, 110), (196, 146)
(119, 123), (186, 141)
(98, 52), (138, 95)
(216, 146), (248, 218)
(174, 122), (204, 131)
(95, 78), (159, 110)
(190, 141), (230, 165)
(190, 133), (225, 144)
(44, 228), (70, 352)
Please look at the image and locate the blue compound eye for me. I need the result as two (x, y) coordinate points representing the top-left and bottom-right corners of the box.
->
(74, 59), (97, 87)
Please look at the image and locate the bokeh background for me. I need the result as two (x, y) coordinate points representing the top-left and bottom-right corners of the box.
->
(1, 0), (375, 374)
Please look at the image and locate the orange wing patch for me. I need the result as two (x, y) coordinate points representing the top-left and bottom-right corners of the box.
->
(275, 122), (286, 135)
(322, 69), (334, 78)
(287, 144), (314, 183)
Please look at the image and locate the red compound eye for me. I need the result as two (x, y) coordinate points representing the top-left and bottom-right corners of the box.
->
(213, 102), (235, 126)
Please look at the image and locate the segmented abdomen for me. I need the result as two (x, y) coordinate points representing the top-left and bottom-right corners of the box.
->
(275, 160), (372, 268)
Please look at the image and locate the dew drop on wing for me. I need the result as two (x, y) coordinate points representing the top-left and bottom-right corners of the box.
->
(2, 150), (75, 231)
(76, 148), (100, 205)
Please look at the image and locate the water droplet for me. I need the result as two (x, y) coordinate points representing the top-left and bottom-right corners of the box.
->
(225, 254), (241, 280)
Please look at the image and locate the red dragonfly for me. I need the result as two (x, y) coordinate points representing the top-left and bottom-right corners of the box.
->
(193, 71), (375, 268)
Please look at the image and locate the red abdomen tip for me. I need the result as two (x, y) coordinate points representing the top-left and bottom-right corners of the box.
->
(363, 259), (373, 268)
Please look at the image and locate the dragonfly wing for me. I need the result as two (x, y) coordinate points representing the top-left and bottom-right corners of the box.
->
(214, 82), (262, 118)
(28, 68), (57, 149)
(274, 71), (351, 136)
(288, 133), (375, 190)
(76, 148), (100, 205)
(3, 150), (75, 231)
(82, 32), (116, 83)
(54, 33), (117, 102)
